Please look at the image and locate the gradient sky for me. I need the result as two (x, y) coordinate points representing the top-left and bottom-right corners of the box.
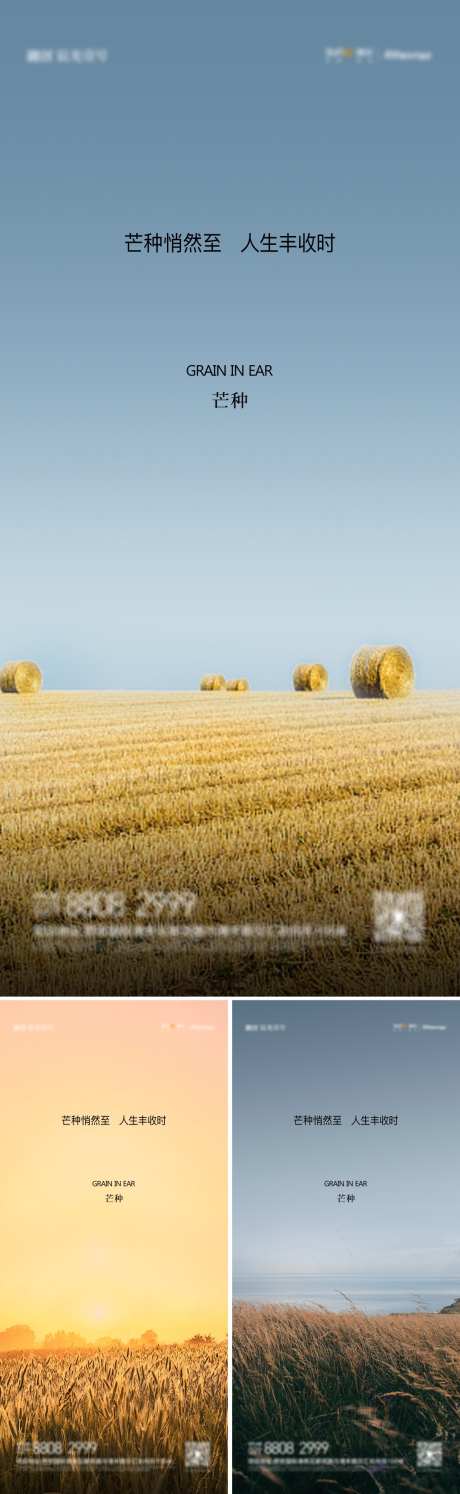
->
(233, 1000), (460, 1279)
(0, 2), (458, 689)
(0, 999), (227, 1342)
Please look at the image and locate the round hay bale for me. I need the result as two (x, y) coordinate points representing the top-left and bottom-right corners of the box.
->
(350, 646), (414, 699)
(293, 663), (328, 693)
(200, 674), (226, 691)
(0, 660), (43, 694)
(226, 678), (249, 692)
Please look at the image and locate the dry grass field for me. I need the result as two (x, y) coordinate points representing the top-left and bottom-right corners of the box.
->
(0, 1341), (226, 1492)
(0, 689), (459, 995)
(233, 1302), (460, 1490)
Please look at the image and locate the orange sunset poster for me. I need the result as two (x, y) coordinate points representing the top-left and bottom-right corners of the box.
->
(0, 999), (227, 1492)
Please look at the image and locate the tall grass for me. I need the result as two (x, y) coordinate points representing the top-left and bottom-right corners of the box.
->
(233, 1303), (460, 1491)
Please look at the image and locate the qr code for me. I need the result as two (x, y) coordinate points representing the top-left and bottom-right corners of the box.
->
(373, 891), (425, 944)
(416, 1441), (443, 1468)
(184, 1442), (211, 1469)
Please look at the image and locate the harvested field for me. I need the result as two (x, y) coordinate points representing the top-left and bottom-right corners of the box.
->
(0, 690), (459, 995)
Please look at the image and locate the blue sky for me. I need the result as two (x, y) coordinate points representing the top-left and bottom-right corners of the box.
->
(1, 3), (458, 688)
(233, 1000), (460, 1278)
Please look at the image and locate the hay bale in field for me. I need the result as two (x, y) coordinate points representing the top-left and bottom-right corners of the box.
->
(0, 660), (43, 694)
(200, 674), (226, 691)
(226, 678), (249, 692)
(293, 663), (328, 693)
(350, 646), (414, 699)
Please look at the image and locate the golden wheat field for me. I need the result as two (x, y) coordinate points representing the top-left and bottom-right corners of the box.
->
(0, 1342), (226, 1492)
(1, 689), (459, 995)
(233, 1303), (460, 1491)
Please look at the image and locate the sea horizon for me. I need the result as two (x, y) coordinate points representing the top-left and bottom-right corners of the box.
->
(233, 1274), (460, 1315)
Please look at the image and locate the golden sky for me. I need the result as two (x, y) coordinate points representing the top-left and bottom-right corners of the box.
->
(0, 1000), (227, 1343)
